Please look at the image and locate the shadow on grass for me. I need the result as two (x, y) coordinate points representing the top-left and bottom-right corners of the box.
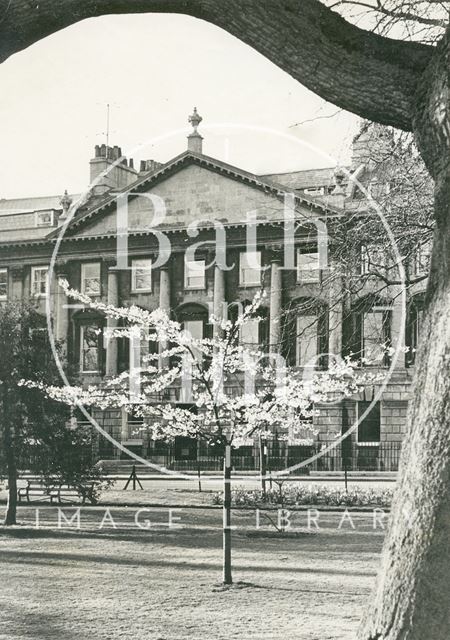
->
(0, 521), (383, 558)
(0, 544), (376, 579)
(211, 580), (371, 596)
(1, 601), (81, 640)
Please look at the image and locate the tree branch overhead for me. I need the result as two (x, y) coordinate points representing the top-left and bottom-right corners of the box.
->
(0, 0), (435, 130)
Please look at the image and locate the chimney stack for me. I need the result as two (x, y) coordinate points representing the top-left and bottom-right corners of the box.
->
(139, 159), (163, 174)
(187, 107), (203, 154)
(89, 144), (137, 195)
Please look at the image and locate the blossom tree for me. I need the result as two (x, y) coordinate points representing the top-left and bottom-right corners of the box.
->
(28, 281), (382, 584)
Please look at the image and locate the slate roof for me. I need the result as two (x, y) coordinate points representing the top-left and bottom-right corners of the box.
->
(261, 167), (333, 190)
(0, 195), (66, 215)
(0, 194), (80, 243)
(261, 167), (350, 191)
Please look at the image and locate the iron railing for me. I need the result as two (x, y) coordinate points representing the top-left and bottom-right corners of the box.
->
(96, 436), (402, 472)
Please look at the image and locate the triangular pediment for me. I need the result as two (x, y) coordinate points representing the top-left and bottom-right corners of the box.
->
(61, 151), (332, 240)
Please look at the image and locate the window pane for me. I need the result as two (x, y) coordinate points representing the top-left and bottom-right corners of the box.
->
(84, 264), (99, 278)
(187, 275), (205, 288)
(32, 267), (48, 296)
(185, 260), (205, 289)
(415, 242), (431, 275)
(135, 271), (152, 290)
(240, 318), (260, 346)
(360, 245), (369, 275)
(183, 319), (204, 362)
(297, 250), (320, 282)
(36, 211), (54, 227)
(81, 326), (100, 372)
(358, 401), (380, 443)
(361, 244), (386, 275)
(0, 269), (7, 298)
(406, 296), (425, 366)
(82, 263), (101, 296)
(363, 311), (385, 363)
(184, 319), (203, 341)
(240, 252), (261, 285)
(296, 315), (318, 366)
(132, 259), (152, 291)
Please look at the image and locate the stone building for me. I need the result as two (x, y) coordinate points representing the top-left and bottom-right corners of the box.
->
(0, 111), (428, 471)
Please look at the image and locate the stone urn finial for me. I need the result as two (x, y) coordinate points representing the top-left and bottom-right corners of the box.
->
(59, 189), (73, 220)
(188, 107), (202, 134)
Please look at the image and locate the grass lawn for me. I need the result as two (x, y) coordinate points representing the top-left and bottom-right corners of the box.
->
(0, 506), (383, 640)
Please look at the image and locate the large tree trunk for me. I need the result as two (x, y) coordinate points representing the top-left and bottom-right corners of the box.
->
(0, 0), (449, 633)
(359, 27), (450, 640)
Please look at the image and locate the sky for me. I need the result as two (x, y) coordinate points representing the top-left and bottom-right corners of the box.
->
(0, 13), (360, 200)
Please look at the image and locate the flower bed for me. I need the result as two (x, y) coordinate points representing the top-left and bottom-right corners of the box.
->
(212, 483), (393, 508)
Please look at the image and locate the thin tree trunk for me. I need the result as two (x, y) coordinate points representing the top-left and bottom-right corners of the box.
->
(259, 434), (267, 498)
(3, 409), (18, 526)
(223, 444), (232, 585)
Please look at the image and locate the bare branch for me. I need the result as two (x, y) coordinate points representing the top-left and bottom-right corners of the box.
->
(330, 0), (448, 28)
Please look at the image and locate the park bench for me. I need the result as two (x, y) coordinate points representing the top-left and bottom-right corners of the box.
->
(17, 480), (97, 505)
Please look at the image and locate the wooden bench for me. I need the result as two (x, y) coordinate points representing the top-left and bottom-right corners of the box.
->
(18, 480), (96, 505)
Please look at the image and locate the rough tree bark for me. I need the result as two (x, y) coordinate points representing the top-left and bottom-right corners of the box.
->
(0, 0), (432, 129)
(359, 27), (450, 640)
(2, 392), (18, 526)
(0, 1), (449, 637)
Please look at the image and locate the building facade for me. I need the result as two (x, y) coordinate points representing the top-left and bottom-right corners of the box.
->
(0, 113), (429, 471)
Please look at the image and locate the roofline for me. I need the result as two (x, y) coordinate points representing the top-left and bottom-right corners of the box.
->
(259, 165), (346, 177)
(0, 208), (351, 250)
(0, 192), (80, 204)
(56, 150), (340, 237)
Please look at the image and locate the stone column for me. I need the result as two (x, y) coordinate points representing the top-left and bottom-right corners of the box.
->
(55, 263), (70, 347)
(328, 273), (343, 359)
(105, 265), (119, 377)
(120, 407), (129, 444)
(159, 265), (171, 366)
(213, 265), (226, 339)
(159, 265), (171, 312)
(391, 286), (407, 368)
(269, 258), (282, 354)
